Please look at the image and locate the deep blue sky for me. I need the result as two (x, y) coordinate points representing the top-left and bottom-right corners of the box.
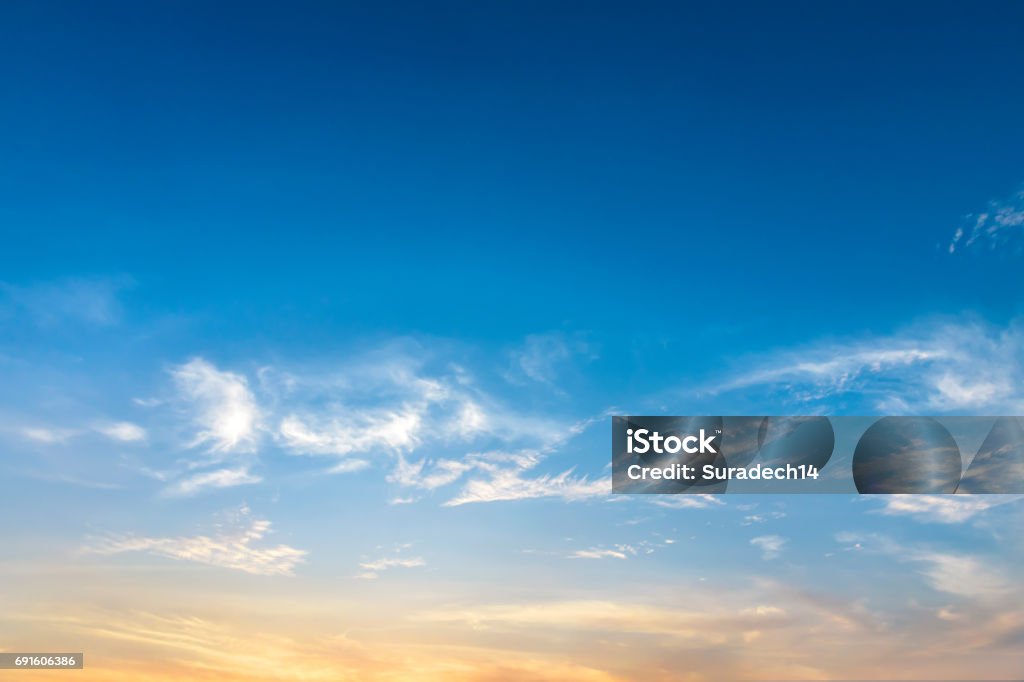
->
(3, 1), (1023, 356)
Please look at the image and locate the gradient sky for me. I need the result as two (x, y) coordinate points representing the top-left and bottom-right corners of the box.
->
(1, 2), (1024, 680)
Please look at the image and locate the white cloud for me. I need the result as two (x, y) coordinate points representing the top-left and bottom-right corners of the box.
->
(876, 495), (1024, 524)
(21, 426), (76, 443)
(710, 318), (1024, 413)
(834, 532), (1012, 601)
(171, 358), (260, 453)
(949, 186), (1024, 253)
(389, 456), (473, 490)
(16, 340), (608, 505)
(569, 548), (631, 560)
(356, 553), (426, 580)
(85, 506), (306, 576)
(94, 421), (147, 442)
(914, 551), (1010, 599)
(742, 511), (786, 525)
(360, 556), (426, 571)
(751, 535), (788, 560)
(252, 348), (601, 504)
(443, 449), (609, 506)
(651, 495), (725, 510)
(326, 458), (371, 475)
(278, 407), (423, 456)
(17, 421), (146, 445)
(447, 399), (489, 439)
(163, 467), (262, 497)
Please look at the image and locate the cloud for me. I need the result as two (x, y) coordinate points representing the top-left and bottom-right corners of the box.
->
(388, 456), (473, 490)
(835, 531), (1012, 600)
(750, 535), (788, 560)
(359, 556), (426, 571)
(913, 551), (1010, 599)
(17, 421), (147, 445)
(171, 358), (260, 453)
(0, 276), (128, 327)
(710, 318), (1024, 413)
(15, 340), (608, 504)
(85, 506), (306, 576)
(569, 545), (634, 560)
(741, 511), (786, 526)
(442, 448), (609, 506)
(651, 495), (725, 510)
(327, 458), (371, 474)
(278, 408), (423, 456)
(272, 355), (569, 468)
(356, 550), (426, 580)
(94, 421), (147, 442)
(255, 347), (601, 504)
(507, 332), (595, 386)
(949, 186), (1024, 253)
(875, 494), (1024, 524)
(163, 467), (262, 497)
(21, 426), (76, 443)
(434, 414), (611, 506)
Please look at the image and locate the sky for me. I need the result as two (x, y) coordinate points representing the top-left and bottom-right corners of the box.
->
(1, 1), (1024, 680)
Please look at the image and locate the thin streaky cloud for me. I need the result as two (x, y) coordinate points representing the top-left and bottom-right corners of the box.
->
(326, 458), (371, 474)
(84, 507), (306, 576)
(949, 185), (1024, 253)
(163, 467), (262, 497)
(94, 421), (147, 442)
(569, 546), (634, 560)
(20, 426), (77, 443)
(709, 318), (1024, 413)
(875, 494), (1024, 524)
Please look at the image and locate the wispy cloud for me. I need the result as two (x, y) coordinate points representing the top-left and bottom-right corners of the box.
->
(949, 186), (1024, 253)
(327, 458), (371, 474)
(20, 426), (77, 443)
(569, 545), (634, 560)
(85, 506), (306, 576)
(255, 348), (603, 504)
(442, 447), (609, 506)
(835, 531), (1012, 600)
(875, 494), (1024, 524)
(506, 331), (596, 386)
(18, 421), (146, 444)
(16, 340), (609, 504)
(742, 511), (786, 526)
(356, 546), (426, 580)
(710, 318), (1024, 413)
(271, 353), (569, 468)
(93, 421), (147, 442)
(0, 276), (129, 327)
(359, 556), (426, 571)
(751, 535), (788, 560)
(914, 551), (1011, 599)
(163, 467), (262, 497)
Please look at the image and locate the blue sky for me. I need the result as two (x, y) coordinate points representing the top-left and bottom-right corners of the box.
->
(1, 2), (1024, 680)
